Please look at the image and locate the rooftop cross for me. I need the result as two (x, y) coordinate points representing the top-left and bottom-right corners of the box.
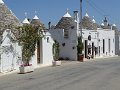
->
(66, 8), (69, 13)
(33, 11), (39, 19)
(63, 8), (71, 17)
(22, 12), (30, 24)
(85, 9), (89, 17)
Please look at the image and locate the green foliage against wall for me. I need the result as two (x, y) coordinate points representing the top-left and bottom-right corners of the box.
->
(52, 40), (60, 61)
(77, 36), (84, 54)
(19, 25), (43, 64)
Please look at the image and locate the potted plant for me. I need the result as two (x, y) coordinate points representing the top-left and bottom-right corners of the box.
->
(52, 40), (61, 66)
(18, 25), (43, 73)
(77, 36), (84, 62)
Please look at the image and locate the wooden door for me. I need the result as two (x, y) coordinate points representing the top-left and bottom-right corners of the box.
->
(37, 41), (41, 64)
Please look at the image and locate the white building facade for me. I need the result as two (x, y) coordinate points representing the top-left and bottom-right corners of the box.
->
(50, 10), (78, 60)
(0, 0), (54, 73)
(82, 29), (115, 58)
(0, 0), (119, 73)
(0, 29), (22, 72)
(50, 10), (116, 60)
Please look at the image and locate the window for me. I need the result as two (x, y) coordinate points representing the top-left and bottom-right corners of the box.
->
(64, 29), (69, 38)
(103, 39), (105, 53)
(108, 39), (111, 53)
(47, 37), (49, 43)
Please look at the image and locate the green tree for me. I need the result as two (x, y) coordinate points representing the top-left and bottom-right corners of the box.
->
(77, 36), (84, 54)
(52, 40), (59, 60)
(18, 25), (43, 65)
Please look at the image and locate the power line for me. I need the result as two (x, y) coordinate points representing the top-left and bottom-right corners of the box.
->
(85, 0), (120, 29)
(85, 0), (105, 16)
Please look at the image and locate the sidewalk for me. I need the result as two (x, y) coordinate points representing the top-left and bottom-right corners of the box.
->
(61, 55), (119, 64)
(84, 55), (119, 61)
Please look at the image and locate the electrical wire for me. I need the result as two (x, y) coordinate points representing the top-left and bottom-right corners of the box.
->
(85, 0), (120, 28)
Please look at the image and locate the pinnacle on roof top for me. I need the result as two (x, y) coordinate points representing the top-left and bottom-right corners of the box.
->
(63, 8), (72, 17)
(85, 13), (89, 17)
(0, 0), (4, 4)
(33, 11), (39, 19)
(112, 24), (116, 27)
(22, 12), (30, 24)
(33, 15), (39, 19)
(92, 16), (96, 23)
(22, 18), (30, 24)
(101, 23), (104, 26)
(85, 9), (89, 17)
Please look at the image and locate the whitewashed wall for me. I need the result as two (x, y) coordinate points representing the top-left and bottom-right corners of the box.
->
(50, 28), (78, 60)
(82, 29), (115, 58)
(0, 29), (22, 72)
(42, 32), (54, 65)
(31, 31), (54, 68)
(98, 29), (115, 56)
(115, 33), (120, 56)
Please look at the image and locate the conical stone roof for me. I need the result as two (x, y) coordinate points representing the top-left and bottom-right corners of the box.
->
(31, 15), (41, 25)
(0, 2), (21, 38)
(30, 15), (45, 29)
(82, 13), (98, 30)
(55, 11), (75, 30)
(22, 18), (30, 24)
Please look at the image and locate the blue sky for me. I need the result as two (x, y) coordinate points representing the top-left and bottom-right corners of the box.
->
(3, 0), (120, 28)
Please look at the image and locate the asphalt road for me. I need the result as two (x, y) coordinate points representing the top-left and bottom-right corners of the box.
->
(0, 56), (120, 90)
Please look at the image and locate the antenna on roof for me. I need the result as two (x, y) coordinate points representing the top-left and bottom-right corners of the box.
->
(48, 17), (51, 29)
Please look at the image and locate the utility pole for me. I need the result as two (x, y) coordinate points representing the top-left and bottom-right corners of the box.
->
(80, 0), (82, 38)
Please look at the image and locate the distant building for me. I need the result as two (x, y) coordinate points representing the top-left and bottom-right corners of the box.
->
(49, 9), (119, 60)
(50, 10), (78, 60)
(81, 13), (116, 58)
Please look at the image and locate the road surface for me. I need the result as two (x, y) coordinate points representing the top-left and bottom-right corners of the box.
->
(0, 56), (120, 90)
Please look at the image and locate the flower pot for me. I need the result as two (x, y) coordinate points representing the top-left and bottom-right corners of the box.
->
(78, 54), (84, 62)
(52, 61), (61, 66)
(19, 64), (34, 74)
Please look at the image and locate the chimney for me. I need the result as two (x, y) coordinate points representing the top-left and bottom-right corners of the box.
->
(48, 21), (51, 29)
(104, 17), (108, 28)
(73, 11), (79, 22)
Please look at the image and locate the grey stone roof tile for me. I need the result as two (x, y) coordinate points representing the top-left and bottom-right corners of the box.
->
(0, 3), (21, 38)
(55, 17), (76, 30)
